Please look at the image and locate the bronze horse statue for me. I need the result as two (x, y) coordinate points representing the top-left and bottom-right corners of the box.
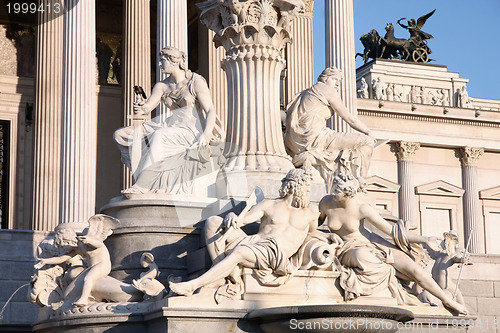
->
(356, 29), (383, 63)
(382, 23), (410, 60)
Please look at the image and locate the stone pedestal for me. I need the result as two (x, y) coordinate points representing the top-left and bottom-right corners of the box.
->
(250, 305), (414, 333)
(100, 195), (221, 283)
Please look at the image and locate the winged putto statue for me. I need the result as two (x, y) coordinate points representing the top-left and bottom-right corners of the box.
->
(29, 215), (156, 310)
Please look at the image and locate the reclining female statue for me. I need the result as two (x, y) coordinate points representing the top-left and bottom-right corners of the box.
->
(319, 173), (468, 315)
(114, 46), (224, 195)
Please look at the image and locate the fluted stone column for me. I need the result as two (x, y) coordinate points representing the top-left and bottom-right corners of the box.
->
(199, 1), (301, 197)
(59, 0), (97, 224)
(207, 29), (228, 130)
(32, 1), (63, 231)
(285, 0), (315, 106)
(325, 0), (357, 131)
(122, 0), (151, 187)
(460, 147), (484, 253)
(156, 0), (187, 120)
(396, 141), (420, 229)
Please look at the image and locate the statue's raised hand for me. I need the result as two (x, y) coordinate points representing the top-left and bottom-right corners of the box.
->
(133, 101), (148, 119)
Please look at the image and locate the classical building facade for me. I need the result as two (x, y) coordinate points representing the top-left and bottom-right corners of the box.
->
(0, 0), (499, 331)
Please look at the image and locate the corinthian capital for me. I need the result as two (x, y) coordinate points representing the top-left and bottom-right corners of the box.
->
(303, 0), (314, 15)
(198, 0), (305, 34)
(396, 141), (420, 161)
(460, 147), (484, 166)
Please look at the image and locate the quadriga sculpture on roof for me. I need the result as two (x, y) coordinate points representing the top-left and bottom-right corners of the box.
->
(357, 9), (436, 63)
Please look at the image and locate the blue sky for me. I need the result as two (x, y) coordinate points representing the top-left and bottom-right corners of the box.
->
(312, 0), (500, 100)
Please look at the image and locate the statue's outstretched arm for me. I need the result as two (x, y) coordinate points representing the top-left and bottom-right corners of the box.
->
(327, 94), (372, 136)
(397, 18), (408, 29)
(136, 82), (165, 115)
(234, 200), (269, 228)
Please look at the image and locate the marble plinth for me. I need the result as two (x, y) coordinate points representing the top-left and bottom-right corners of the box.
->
(100, 195), (220, 284)
(216, 170), (327, 201)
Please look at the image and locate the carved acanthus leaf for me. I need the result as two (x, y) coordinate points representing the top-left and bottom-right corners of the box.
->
(396, 141), (420, 161)
(460, 147), (483, 166)
(198, 0), (305, 34)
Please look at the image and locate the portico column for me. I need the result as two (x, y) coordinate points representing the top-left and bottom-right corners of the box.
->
(156, 0), (187, 120)
(460, 147), (485, 253)
(59, 0), (97, 224)
(285, 0), (315, 106)
(325, 0), (357, 131)
(122, 0), (151, 187)
(32, 0), (63, 231)
(396, 141), (420, 229)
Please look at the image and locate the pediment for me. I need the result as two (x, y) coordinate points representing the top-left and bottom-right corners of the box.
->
(415, 180), (464, 197)
(479, 186), (500, 200)
(365, 176), (400, 193)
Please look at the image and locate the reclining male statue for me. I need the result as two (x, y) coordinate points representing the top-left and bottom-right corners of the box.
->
(169, 168), (320, 296)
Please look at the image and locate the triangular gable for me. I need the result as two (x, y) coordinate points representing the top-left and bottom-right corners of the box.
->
(480, 186), (500, 200)
(365, 175), (400, 193)
(415, 180), (464, 197)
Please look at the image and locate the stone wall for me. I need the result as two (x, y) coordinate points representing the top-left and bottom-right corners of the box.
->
(460, 254), (500, 333)
(0, 230), (48, 331)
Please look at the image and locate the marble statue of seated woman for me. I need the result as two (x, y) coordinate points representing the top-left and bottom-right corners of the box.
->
(114, 46), (224, 195)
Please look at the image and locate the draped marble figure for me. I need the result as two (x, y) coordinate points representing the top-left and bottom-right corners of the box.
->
(318, 173), (468, 315)
(114, 46), (224, 195)
(284, 67), (376, 192)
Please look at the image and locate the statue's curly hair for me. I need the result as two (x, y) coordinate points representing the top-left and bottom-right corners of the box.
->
(279, 168), (312, 208)
(159, 46), (187, 71)
(54, 228), (78, 248)
(317, 66), (342, 83)
(332, 172), (360, 198)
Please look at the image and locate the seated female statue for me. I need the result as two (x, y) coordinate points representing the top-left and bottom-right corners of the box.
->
(114, 46), (224, 195)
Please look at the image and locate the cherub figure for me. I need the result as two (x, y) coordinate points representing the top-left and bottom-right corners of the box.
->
(419, 230), (469, 307)
(35, 214), (120, 307)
